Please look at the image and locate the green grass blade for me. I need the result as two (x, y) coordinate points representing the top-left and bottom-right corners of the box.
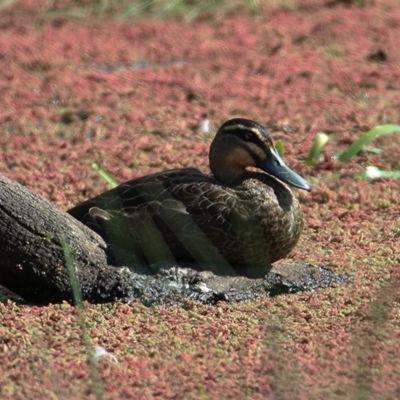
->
(275, 140), (284, 158)
(353, 166), (400, 180)
(304, 132), (329, 166)
(61, 238), (84, 308)
(362, 147), (382, 155)
(338, 125), (400, 162)
(61, 238), (104, 400)
(92, 162), (119, 188)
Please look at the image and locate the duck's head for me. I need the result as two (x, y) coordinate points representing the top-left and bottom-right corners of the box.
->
(209, 118), (312, 191)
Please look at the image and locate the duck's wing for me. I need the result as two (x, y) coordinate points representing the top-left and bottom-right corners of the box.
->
(67, 167), (205, 222)
(68, 168), (249, 269)
(68, 167), (242, 236)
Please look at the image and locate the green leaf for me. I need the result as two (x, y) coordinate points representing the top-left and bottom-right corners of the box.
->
(92, 162), (119, 188)
(275, 140), (284, 157)
(304, 132), (329, 166)
(353, 166), (400, 180)
(362, 147), (383, 155)
(338, 124), (400, 162)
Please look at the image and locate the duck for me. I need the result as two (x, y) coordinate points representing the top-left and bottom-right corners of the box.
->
(68, 118), (311, 278)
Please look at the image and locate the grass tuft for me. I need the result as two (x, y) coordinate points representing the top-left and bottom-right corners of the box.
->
(61, 238), (104, 400)
(92, 163), (119, 188)
(305, 132), (329, 166)
(337, 124), (400, 162)
(304, 125), (400, 180)
(40, 0), (263, 21)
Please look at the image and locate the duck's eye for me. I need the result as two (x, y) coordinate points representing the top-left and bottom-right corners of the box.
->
(244, 131), (254, 141)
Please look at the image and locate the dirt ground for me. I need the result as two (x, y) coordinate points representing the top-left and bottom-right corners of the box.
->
(1, 1), (400, 398)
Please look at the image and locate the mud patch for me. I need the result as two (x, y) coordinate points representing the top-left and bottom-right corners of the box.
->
(1, 263), (349, 306)
(112, 262), (350, 306)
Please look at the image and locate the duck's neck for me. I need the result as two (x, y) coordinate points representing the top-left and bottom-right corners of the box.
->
(214, 169), (245, 186)
(209, 137), (251, 186)
(210, 157), (246, 186)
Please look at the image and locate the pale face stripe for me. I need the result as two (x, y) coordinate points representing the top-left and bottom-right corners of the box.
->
(220, 123), (273, 153)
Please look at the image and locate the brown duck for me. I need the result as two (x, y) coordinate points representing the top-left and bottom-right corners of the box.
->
(68, 118), (311, 278)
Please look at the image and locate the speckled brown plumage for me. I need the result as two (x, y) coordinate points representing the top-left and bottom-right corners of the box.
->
(68, 118), (311, 278)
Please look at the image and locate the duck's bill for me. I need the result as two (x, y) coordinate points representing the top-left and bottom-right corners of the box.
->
(259, 147), (312, 191)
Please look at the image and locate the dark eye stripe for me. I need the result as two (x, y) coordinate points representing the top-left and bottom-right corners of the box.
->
(220, 123), (272, 156)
